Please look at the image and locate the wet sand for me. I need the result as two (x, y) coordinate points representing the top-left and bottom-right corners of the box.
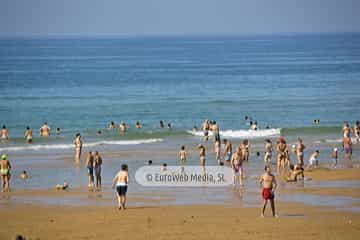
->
(0, 167), (360, 239)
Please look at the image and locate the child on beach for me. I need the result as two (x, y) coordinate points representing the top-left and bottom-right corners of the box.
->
(332, 148), (338, 167)
(309, 150), (320, 168)
(179, 146), (187, 164)
(112, 164), (129, 210)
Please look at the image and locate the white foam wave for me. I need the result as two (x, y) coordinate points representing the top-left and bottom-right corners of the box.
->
(0, 139), (163, 152)
(314, 137), (357, 144)
(187, 128), (281, 139)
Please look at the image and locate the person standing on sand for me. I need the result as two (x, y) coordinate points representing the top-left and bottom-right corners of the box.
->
(112, 164), (129, 210)
(259, 166), (277, 217)
(40, 122), (51, 137)
(264, 139), (273, 165)
(74, 133), (82, 162)
(231, 147), (243, 185)
(276, 137), (287, 170)
(94, 151), (103, 190)
(198, 144), (206, 170)
(0, 154), (11, 192)
(1, 125), (8, 141)
(215, 139), (221, 165)
(353, 121), (359, 143)
(212, 121), (220, 142)
(296, 138), (306, 167)
(343, 136), (352, 160)
(202, 120), (210, 141)
(223, 139), (232, 164)
(240, 139), (249, 162)
(342, 122), (351, 138)
(24, 126), (33, 144)
(178, 145), (187, 165)
(85, 151), (95, 188)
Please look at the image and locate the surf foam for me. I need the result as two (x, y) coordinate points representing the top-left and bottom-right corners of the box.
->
(0, 139), (163, 152)
(187, 128), (281, 138)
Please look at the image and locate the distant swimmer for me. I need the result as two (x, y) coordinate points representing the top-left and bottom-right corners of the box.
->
(287, 164), (304, 182)
(97, 130), (102, 135)
(39, 122), (51, 137)
(308, 150), (319, 168)
(74, 133), (82, 162)
(119, 122), (127, 133)
(313, 119), (320, 125)
(94, 151), (103, 190)
(259, 166), (277, 217)
(198, 144), (206, 169)
(109, 121), (116, 129)
(147, 160), (153, 165)
(179, 145), (187, 164)
(192, 126), (198, 131)
(215, 139), (221, 165)
(85, 151), (95, 189)
(112, 164), (129, 210)
(240, 139), (250, 162)
(296, 138), (306, 167)
(223, 139), (232, 164)
(135, 121), (142, 129)
(332, 148), (338, 167)
(353, 121), (360, 143)
(202, 120), (210, 141)
(276, 137), (287, 170)
(1, 125), (8, 141)
(56, 128), (61, 135)
(264, 139), (273, 165)
(342, 122), (351, 138)
(231, 147), (243, 185)
(24, 126), (33, 144)
(0, 154), (11, 192)
(20, 170), (29, 180)
(250, 121), (258, 130)
(159, 120), (164, 128)
(167, 122), (172, 129)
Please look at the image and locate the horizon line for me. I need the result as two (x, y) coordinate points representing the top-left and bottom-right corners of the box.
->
(0, 31), (359, 39)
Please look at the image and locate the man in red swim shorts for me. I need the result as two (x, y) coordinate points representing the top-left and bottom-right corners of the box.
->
(259, 166), (277, 217)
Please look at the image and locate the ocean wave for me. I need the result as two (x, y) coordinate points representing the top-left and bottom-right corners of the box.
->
(0, 139), (163, 152)
(314, 137), (357, 144)
(187, 128), (281, 138)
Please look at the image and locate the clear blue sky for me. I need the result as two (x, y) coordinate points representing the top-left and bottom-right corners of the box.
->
(0, 0), (359, 36)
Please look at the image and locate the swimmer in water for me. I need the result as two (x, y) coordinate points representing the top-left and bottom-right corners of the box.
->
(135, 121), (142, 129)
(109, 121), (116, 129)
(40, 122), (51, 137)
(0, 154), (11, 192)
(24, 126), (33, 144)
(119, 122), (127, 133)
(1, 125), (8, 141)
(20, 170), (29, 180)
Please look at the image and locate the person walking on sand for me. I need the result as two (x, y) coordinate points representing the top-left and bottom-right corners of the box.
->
(74, 133), (82, 162)
(24, 126), (33, 144)
(112, 164), (129, 210)
(259, 166), (277, 217)
(264, 139), (273, 165)
(198, 144), (206, 170)
(85, 151), (95, 189)
(296, 138), (306, 167)
(0, 154), (11, 192)
(223, 139), (232, 164)
(94, 151), (103, 190)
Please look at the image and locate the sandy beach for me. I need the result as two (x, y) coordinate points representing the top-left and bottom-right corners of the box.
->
(0, 167), (359, 240)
